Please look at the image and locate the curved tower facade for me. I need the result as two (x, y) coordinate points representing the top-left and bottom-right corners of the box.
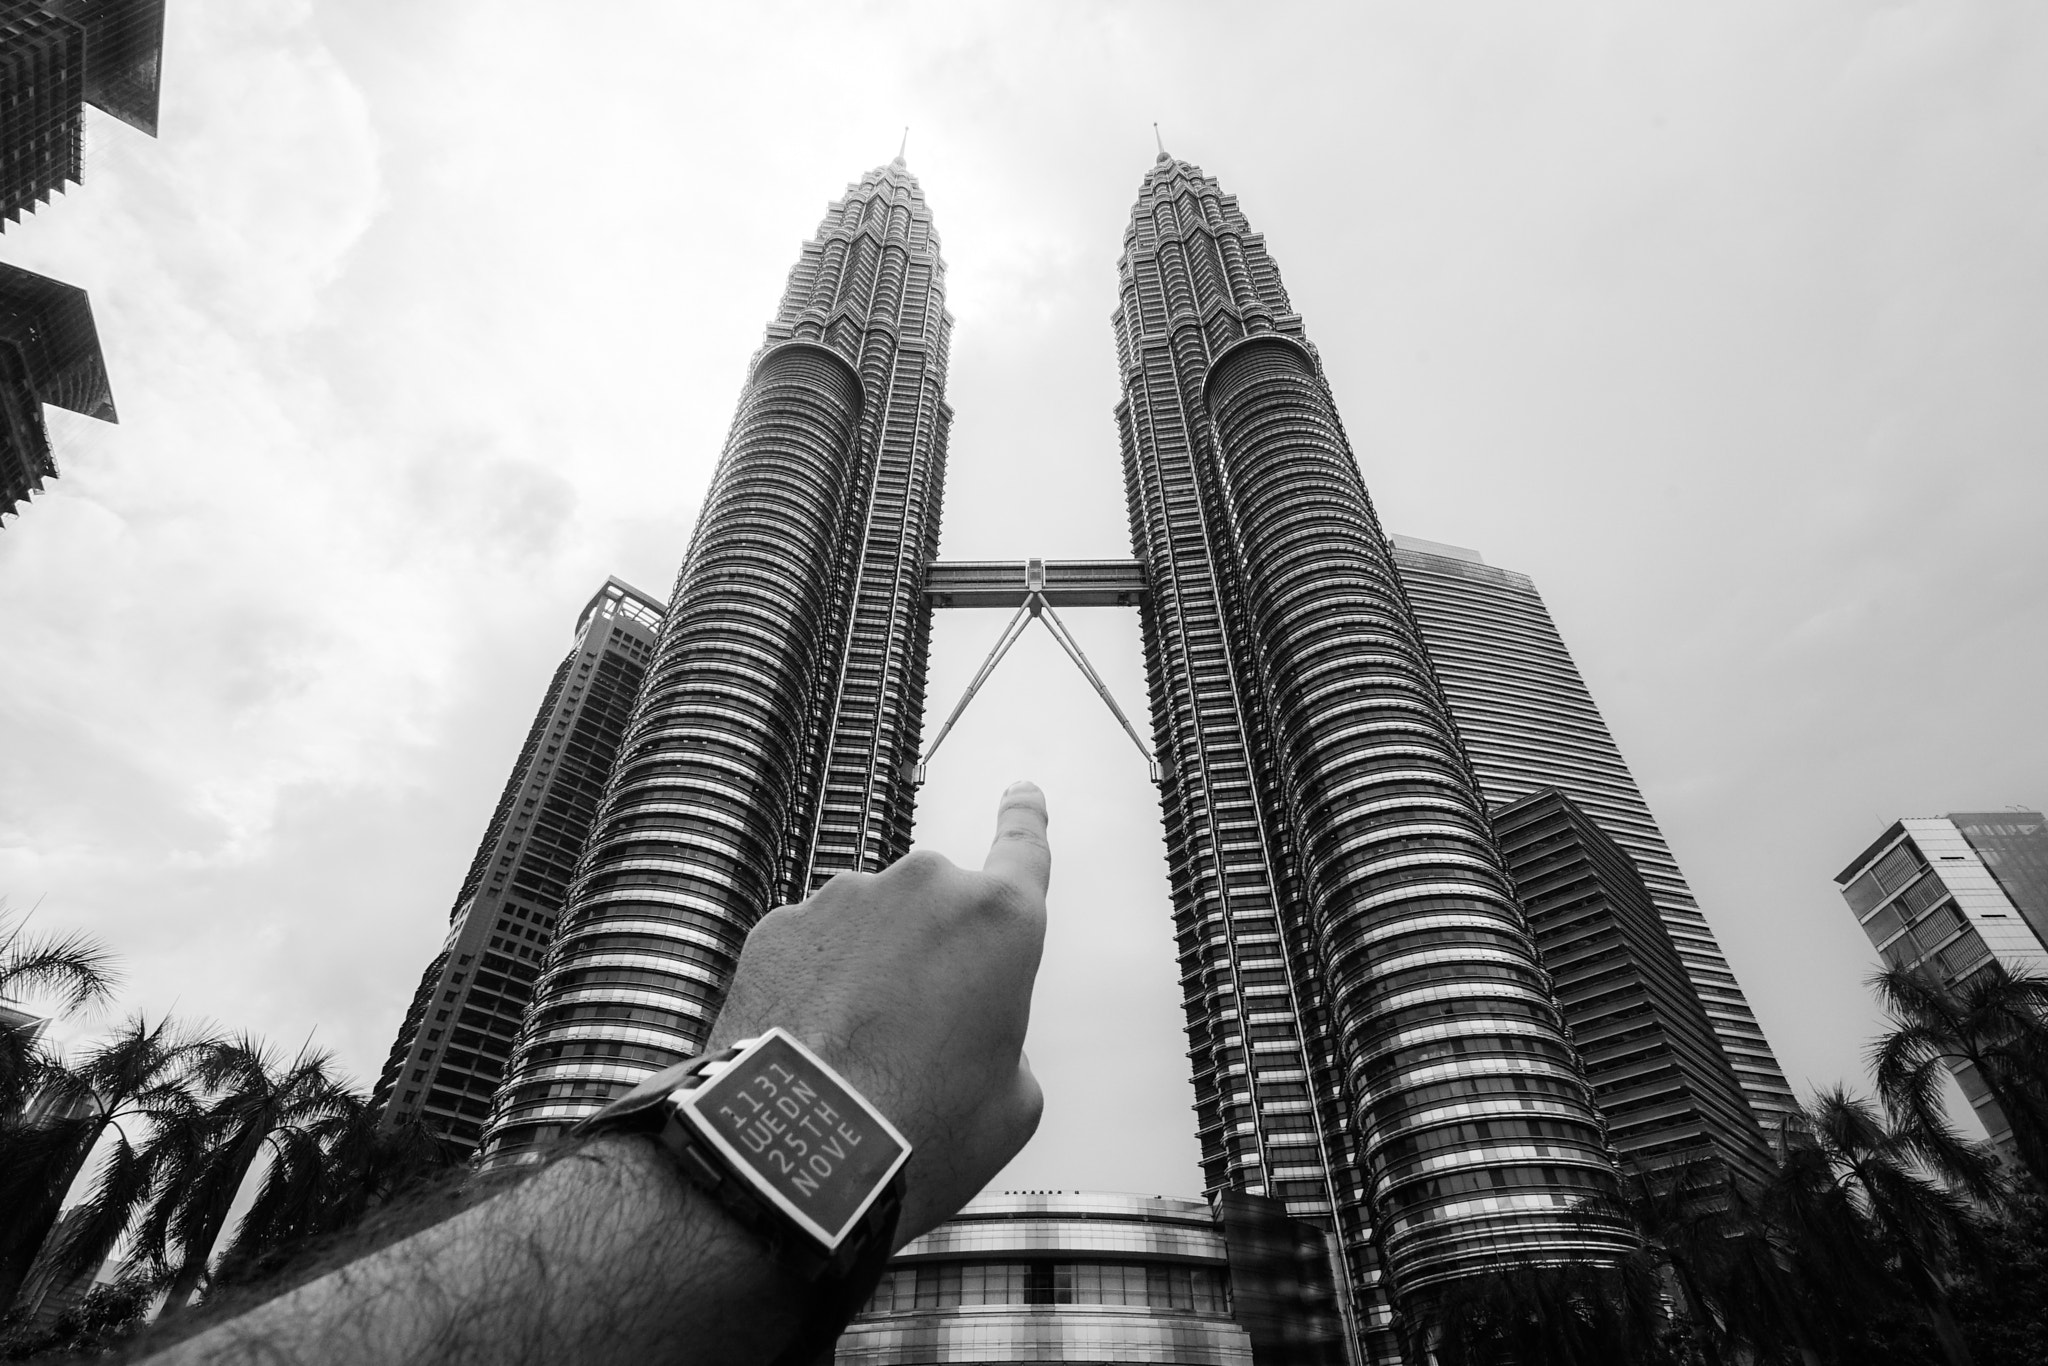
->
(1114, 155), (1633, 1348)
(480, 160), (952, 1159)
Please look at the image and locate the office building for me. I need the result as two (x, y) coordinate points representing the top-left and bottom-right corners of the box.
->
(478, 158), (953, 1160)
(1389, 536), (1796, 1134)
(1492, 790), (1776, 1188)
(1114, 155), (1630, 1356)
(0, 0), (163, 228)
(839, 1192), (1345, 1366)
(1835, 812), (2048, 1155)
(0, 261), (115, 522)
(370, 578), (663, 1156)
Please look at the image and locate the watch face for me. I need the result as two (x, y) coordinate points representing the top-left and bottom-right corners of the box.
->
(682, 1030), (911, 1249)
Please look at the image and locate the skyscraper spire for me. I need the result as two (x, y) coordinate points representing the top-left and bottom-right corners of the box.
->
(898, 126), (909, 162)
(1153, 121), (1166, 160)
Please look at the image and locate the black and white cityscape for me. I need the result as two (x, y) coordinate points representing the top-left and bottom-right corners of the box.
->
(4, 6), (2047, 1365)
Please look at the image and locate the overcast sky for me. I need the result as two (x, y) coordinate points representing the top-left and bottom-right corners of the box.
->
(3, 1), (2044, 1199)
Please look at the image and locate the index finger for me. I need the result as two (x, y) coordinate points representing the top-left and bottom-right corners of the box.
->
(982, 780), (1051, 901)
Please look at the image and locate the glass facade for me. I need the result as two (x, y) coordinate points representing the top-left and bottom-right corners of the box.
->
(479, 160), (952, 1161)
(864, 1262), (1230, 1314)
(841, 1192), (1349, 1366)
(1388, 538), (1797, 1136)
(1491, 790), (1776, 1188)
(370, 579), (664, 1156)
(1113, 157), (1631, 1361)
(1950, 812), (2048, 953)
(1835, 814), (2048, 1157)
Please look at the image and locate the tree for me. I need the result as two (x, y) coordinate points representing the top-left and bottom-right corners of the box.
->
(208, 1093), (458, 1290)
(1613, 1161), (1761, 1365)
(1871, 965), (2048, 1185)
(1402, 1255), (1671, 1366)
(1946, 1179), (2048, 1366)
(1770, 1091), (1983, 1366)
(136, 1037), (356, 1316)
(0, 1271), (153, 1361)
(4, 1017), (209, 1314)
(0, 906), (117, 1115)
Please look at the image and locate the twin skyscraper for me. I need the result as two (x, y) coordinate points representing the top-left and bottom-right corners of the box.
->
(373, 153), (1791, 1361)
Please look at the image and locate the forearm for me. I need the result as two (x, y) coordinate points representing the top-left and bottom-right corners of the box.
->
(138, 782), (1052, 1365)
(142, 1138), (804, 1366)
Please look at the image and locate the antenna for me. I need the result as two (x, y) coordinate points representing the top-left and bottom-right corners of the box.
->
(898, 126), (909, 160)
(1154, 122), (1165, 157)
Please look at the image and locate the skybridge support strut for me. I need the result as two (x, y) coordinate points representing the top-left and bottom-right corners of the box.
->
(915, 558), (1159, 785)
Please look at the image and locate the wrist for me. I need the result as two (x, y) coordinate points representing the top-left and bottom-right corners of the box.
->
(570, 1135), (808, 1362)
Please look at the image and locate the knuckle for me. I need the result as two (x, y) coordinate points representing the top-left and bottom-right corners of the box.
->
(890, 848), (955, 882)
(972, 875), (1034, 921)
(1014, 1072), (1046, 1135)
(818, 869), (875, 899)
(748, 902), (810, 945)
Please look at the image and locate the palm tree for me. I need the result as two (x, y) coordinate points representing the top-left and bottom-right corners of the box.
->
(1871, 964), (2048, 1185)
(1615, 1161), (1745, 1364)
(1403, 1256), (1667, 1366)
(1772, 1090), (1983, 1366)
(4, 1017), (208, 1312)
(209, 1095), (458, 1290)
(0, 905), (118, 1114)
(1607, 1160), (1835, 1365)
(138, 1036), (356, 1316)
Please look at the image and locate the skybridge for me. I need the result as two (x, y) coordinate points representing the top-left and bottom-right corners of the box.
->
(917, 558), (1157, 783)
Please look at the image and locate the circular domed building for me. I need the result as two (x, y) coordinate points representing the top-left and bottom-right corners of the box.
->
(837, 1191), (1346, 1365)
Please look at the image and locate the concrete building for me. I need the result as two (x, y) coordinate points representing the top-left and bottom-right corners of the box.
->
(1835, 811), (2048, 1155)
(0, 0), (165, 229)
(370, 578), (663, 1155)
(1492, 790), (1776, 1188)
(0, 262), (115, 522)
(1388, 535), (1796, 1137)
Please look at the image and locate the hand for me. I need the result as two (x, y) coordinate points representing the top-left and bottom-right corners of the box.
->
(704, 781), (1051, 1242)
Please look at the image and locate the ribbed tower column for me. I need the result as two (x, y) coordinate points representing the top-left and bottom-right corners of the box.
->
(1116, 154), (1632, 1356)
(482, 161), (951, 1160)
(1202, 334), (1633, 1289)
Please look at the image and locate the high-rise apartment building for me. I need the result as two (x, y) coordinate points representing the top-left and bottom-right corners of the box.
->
(1834, 812), (2048, 1156)
(479, 158), (952, 1160)
(0, 0), (165, 228)
(371, 578), (662, 1155)
(1389, 535), (1797, 1134)
(1115, 156), (1630, 1356)
(0, 261), (115, 522)
(1491, 790), (1776, 1189)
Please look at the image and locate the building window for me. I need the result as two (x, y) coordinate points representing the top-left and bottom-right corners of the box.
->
(862, 1261), (1227, 1315)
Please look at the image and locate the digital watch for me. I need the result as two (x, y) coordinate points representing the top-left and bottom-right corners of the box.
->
(572, 1028), (912, 1359)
